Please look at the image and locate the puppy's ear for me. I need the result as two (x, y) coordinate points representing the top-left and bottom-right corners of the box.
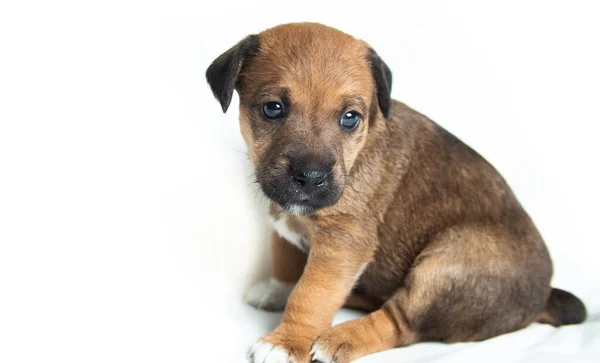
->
(206, 35), (259, 113)
(368, 48), (392, 118)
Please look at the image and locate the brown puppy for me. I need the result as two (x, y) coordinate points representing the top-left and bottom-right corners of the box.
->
(206, 23), (587, 363)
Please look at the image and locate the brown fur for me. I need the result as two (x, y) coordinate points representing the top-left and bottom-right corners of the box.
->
(206, 22), (586, 363)
(270, 231), (306, 284)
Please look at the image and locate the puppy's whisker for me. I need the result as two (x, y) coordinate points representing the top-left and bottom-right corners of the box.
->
(316, 169), (334, 184)
(245, 175), (260, 187)
(231, 147), (249, 156)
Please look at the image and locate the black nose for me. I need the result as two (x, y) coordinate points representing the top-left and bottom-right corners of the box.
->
(292, 168), (329, 191)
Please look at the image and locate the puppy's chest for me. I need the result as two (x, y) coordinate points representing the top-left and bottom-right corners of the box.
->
(268, 213), (311, 253)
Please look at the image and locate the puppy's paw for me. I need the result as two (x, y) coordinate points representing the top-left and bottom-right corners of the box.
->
(247, 326), (313, 363)
(310, 328), (355, 363)
(244, 278), (294, 311)
(247, 340), (295, 363)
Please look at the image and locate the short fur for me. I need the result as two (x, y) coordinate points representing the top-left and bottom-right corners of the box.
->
(206, 23), (586, 363)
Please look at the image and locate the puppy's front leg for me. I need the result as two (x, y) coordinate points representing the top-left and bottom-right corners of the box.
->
(248, 217), (374, 363)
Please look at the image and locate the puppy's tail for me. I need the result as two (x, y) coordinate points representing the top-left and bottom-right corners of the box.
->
(538, 288), (587, 327)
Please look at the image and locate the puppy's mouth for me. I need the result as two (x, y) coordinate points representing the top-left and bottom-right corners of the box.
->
(280, 202), (319, 215)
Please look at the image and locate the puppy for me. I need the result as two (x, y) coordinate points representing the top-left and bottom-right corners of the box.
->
(206, 23), (586, 363)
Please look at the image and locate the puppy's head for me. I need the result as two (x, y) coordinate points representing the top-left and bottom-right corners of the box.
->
(206, 23), (392, 215)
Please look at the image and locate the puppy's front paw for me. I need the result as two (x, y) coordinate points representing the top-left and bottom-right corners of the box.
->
(247, 340), (295, 363)
(244, 278), (294, 311)
(247, 326), (313, 363)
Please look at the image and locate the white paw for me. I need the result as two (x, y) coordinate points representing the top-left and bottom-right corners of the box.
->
(244, 278), (294, 311)
(310, 343), (332, 363)
(247, 341), (295, 363)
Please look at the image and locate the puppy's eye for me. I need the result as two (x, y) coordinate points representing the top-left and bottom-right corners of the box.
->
(340, 111), (360, 131)
(262, 101), (284, 119)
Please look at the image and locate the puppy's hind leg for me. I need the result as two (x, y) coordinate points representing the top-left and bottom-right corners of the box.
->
(310, 294), (418, 363)
(244, 231), (307, 311)
(310, 224), (553, 362)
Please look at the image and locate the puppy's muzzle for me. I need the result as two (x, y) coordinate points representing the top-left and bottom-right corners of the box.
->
(257, 149), (342, 215)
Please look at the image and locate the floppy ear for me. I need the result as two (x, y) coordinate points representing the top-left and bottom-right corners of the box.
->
(368, 48), (393, 118)
(206, 35), (259, 113)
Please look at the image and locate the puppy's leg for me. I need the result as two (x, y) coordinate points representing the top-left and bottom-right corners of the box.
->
(310, 224), (551, 362)
(248, 217), (375, 363)
(245, 231), (307, 311)
(245, 230), (380, 313)
(310, 306), (417, 363)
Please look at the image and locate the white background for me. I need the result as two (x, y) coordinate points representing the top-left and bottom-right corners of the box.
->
(1, 1), (599, 362)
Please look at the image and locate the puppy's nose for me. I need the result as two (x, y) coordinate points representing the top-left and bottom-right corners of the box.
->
(292, 168), (329, 191)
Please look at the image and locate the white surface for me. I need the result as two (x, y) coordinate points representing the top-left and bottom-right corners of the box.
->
(0, 1), (599, 362)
